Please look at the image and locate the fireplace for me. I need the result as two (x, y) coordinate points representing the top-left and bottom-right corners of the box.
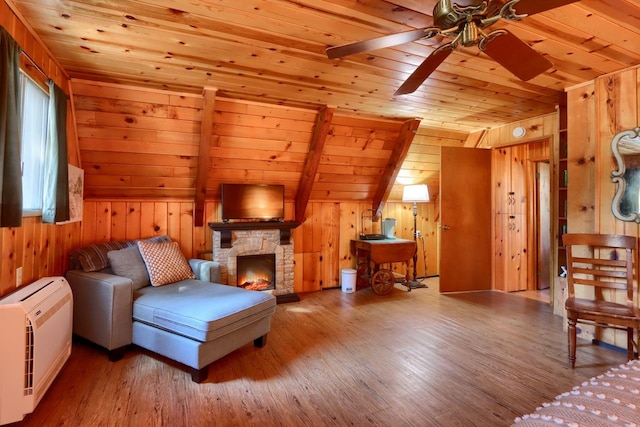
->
(209, 221), (300, 297)
(237, 254), (276, 291)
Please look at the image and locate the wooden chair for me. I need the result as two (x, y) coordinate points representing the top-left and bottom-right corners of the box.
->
(563, 233), (640, 367)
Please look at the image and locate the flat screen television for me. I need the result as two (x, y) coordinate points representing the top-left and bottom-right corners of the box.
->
(221, 184), (285, 221)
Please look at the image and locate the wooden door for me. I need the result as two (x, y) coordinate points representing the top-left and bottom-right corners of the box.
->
(440, 147), (492, 293)
(495, 214), (527, 292)
(508, 213), (527, 291)
(510, 145), (527, 215)
(494, 212), (508, 291)
(492, 146), (528, 292)
(509, 145), (528, 291)
(493, 148), (509, 291)
(493, 147), (510, 215)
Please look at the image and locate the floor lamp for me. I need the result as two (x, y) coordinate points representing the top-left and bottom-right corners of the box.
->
(402, 184), (429, 288)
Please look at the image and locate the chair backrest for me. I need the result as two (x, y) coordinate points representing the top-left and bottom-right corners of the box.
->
(562, 233), (637, 306)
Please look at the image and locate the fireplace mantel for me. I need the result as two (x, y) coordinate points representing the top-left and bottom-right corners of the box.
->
(208, 221), (300, 248)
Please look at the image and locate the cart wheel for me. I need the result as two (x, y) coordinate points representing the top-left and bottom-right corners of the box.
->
(371, 269), (394, 295)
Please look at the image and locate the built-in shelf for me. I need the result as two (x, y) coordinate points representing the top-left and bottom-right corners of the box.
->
(208, 221), (300, 248)
(556, 91), (568, 277)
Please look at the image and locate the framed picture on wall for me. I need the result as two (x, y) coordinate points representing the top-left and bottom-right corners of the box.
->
(63, 164), (83, 223)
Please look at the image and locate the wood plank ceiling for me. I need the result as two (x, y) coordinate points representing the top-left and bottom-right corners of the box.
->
(7, 0), (640, 218)
(9, 0), (640, 132)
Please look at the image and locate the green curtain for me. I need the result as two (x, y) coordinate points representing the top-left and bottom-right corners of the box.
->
(0, 27), (23, 227)
(42, 80), (69, 223)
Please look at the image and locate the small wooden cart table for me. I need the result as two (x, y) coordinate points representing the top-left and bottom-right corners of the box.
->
(350, 238), (417, 295)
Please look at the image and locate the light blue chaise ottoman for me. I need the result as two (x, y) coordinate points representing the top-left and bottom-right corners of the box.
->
(65, 235), (276, 382)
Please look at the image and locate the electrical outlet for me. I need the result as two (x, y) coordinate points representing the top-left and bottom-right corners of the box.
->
(16, 266), (22, 287)
(416, 230), (422, 237)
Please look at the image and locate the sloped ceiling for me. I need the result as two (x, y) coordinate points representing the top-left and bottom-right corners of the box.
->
(6, 0), (640, 219)
(9, 0), (640, 132)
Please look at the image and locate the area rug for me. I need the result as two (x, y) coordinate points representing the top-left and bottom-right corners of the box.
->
(512, 360), (640, 426)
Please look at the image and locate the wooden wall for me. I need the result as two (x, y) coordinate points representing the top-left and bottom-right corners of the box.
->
(72, 79), (420, 202)
(79, 199), (436, 294)
(566, 70), (637, 242)
(0, 47), (449, 298)
(0, 0), (560, 298)
(479, 113), (558, 150)
(5, 0), (535, 298)
(70, 79), (452, 294)
(0, 2), (83, 297)
(565, 66), (640, 349)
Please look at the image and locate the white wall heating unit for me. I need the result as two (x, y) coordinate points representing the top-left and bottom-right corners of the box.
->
(0, 276), (73, 425)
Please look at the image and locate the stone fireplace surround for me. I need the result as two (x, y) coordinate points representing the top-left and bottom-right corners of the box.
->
(209, 222), (299, 299)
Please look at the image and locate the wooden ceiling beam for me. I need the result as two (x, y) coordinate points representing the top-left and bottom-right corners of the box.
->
(295, 106), (335, 223)
(372, 118), (422, 217)
(464, 129), (488, 148)
(194, 87), (217, 227)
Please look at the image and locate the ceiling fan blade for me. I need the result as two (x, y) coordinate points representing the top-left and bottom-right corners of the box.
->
(326, 28), (439, 59)
(481, 29), (552, 81)
(508, 0), (579, 16)
(394, 44), (455, 96)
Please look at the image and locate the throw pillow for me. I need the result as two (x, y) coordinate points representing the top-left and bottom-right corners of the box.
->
(69, 240), (133, 272)
(107, 246), (150, 290)
(68, 235), (172, 272)
(137, 240), (195, 286)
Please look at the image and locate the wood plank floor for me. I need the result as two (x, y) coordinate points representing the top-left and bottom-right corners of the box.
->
(17, 278), (631, 427)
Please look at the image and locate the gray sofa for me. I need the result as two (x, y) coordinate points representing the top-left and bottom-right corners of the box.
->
(65, 236), (277, 382)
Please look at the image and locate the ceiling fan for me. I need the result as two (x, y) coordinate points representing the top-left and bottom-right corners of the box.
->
(326, 0), (578, 95)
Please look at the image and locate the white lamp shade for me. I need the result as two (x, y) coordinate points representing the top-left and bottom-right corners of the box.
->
(402, 184), (430, 203)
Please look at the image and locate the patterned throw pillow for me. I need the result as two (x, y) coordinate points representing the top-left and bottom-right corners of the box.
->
(137, 240), (195, 286)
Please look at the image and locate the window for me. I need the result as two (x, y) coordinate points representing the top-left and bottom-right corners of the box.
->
(18, 72), (49, 212)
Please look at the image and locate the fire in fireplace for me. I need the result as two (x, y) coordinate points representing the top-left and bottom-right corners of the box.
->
(236, 254), (276, 291)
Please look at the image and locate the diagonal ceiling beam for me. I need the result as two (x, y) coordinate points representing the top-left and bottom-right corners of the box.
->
(295, 106), (335, 223)
(464, 128), (488, 147)
(194, 87), (217, 227)
(372, 118), (422, 217)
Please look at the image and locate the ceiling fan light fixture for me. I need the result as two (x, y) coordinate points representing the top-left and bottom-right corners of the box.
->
(434, 0), (488, 28)
(325, 0), (577, 94)
(461, 20), (479, 47)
